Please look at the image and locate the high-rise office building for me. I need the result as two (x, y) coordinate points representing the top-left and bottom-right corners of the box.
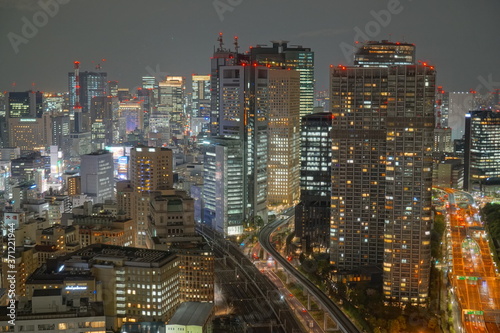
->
(79, 150), (114, 203)
(267, 69), (301, 206)
(330, 40), (435, 306)
(249, 41), (314, 119)
(448, 92), (475, 140)
(158, 76), (185, 139)
(68, 70), (107, 113)
(464, 110), (500, 191)
(192, 74), (211, 118)
(295, 112), (332, 251)
(216, 64), (269, 225)
(7, 91), (43, 118)
(203, 137), (244, 235)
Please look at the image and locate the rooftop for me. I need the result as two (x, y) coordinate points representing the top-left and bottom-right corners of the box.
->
(167, 302), (213, 326)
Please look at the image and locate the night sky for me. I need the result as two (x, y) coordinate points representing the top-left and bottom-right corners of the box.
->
(1, 0), (499, 94)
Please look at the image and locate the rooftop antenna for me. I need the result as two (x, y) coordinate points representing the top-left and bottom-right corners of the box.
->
(217, 32), (224, 51)
(11, 82), (16, 92)
(234, 36), (239, 53)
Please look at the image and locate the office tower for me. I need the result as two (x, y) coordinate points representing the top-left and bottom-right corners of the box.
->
(192, 74), (211, 118)
(249, 40), (314, 118)
(51, 113), (71, 155)
(464, 110), (500, 191)
(295, 112), (332, 252)
(448, 92), (475, 140)
(67, 175), (81, 196)
(142, 76), (156, 90)
(435, 86), (449, 128)
(130, 146), (173, 192)
(267, 69), (300, 206)
(90, 96), (118, 147)
(79, 150), (114, 203)
(434, 127), (453, 153)
(7, 91), (43, 118)
(354, 40), (415, 67)
(216, 64), (269, 225)
(203, 137), (244, 235)
(330, 41), (435, 306)
(68, 70), (107, 113)
(158, 76), (185, 139)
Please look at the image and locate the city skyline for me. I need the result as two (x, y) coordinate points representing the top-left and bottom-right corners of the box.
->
(1, 0), (499, 94)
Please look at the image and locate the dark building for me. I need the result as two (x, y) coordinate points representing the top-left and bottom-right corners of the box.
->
(11, 152), (46, 181)
(7, 91), (43, 118)
(295, 112), (332, 252)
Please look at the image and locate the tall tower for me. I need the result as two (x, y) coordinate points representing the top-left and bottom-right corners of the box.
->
(267, 69), (301, 206)
(68, 65), (107, 114)
(80, 150), (114, 204)
(330, 41), (435, 306)
(295, 112), (333, 251)
(249, 41), (314, 119)
(464, 110), (500, 191)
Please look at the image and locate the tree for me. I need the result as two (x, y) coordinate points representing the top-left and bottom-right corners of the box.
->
(388, 319), (400, 333)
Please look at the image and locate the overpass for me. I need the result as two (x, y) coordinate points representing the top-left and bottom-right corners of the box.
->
(259, 217), (362, 333)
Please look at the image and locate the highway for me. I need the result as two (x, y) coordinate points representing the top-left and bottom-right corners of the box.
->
(258, 216), (362, 333)
(435, 187), (500, 333)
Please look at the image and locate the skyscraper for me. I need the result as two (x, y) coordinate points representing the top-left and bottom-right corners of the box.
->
(216, 64), (270, 224)
(158, 76), (185, 139)
(249, 41), (314, 119)
(203, 137), (244, 235)
(267, 69), (301, 206)
(295, 112), (333, 251)
(79, 150), (114, 203)
(330, 41), (435, 306)
(191, 74), (211, 118)
(464, 110), (500, 191)
(68, 70), (107, 113)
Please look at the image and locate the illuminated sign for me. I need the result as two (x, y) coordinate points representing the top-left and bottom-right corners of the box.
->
(65, 285), (87, 290)
(4, 213), (19, 229)
(19, 118), (37, 122)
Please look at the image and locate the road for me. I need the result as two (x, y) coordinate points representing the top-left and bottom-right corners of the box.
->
(259, 216), (362, 333)
(435, 187), (500, 333)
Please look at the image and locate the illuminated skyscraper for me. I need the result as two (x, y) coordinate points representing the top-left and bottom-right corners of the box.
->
(267, 69), (301, 206)
(158, 76), (185, 139)
(295, 112), (332, 251)
(249, 41), (314, 119)
(80, 150), (114, 204)
(330, 40), (435, 306)
(130, 146), (173, 193)
(464, 110), (500, 191)
(191, 74), (211, 118)
(68, 70), (107, 113)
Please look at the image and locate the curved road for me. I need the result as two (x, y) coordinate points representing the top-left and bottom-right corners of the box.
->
(259, 217), (362, 333)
